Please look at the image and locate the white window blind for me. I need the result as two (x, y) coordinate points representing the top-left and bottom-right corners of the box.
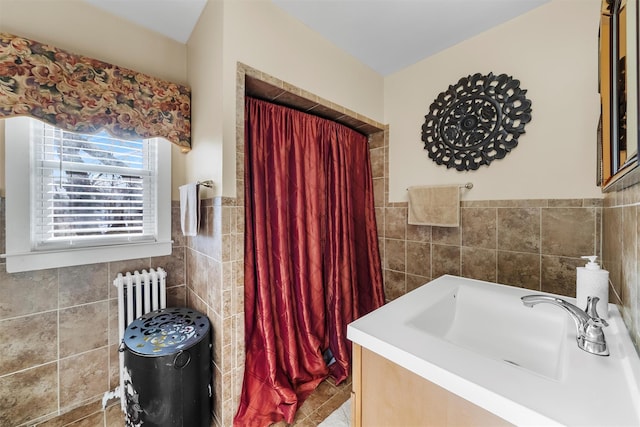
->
(5, 117), (172, 273)
(31, 121), (158, 250)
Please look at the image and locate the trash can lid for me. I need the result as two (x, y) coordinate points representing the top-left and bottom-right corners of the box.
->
(124, 307), (210, 356)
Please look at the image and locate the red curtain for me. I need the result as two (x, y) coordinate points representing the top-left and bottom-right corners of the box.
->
(234, 97), (385, 426)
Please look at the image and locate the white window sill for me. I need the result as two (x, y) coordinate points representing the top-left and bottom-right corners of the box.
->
(3, 241), (173, 273)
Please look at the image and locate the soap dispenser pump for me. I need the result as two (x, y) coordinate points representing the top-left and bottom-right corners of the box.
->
(576, 255), (609, 319)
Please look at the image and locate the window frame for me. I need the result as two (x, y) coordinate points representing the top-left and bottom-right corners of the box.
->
(4, 117), (172, 273)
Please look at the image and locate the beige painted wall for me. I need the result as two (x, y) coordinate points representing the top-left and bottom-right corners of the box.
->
(0, 0), (189, 199)
(184, 0), (224, 200)
(0, 1), (187, 84)
(384, 0), (603, 202)
(1, 0), (605, 204)
(187, 0), (385, 197)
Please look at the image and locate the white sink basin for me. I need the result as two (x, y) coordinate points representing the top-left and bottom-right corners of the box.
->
(347, 275), (640, 426)
(406, 283), (567, 380)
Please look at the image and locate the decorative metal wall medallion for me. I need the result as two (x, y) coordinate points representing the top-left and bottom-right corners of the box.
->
(421, 72), (532, 171)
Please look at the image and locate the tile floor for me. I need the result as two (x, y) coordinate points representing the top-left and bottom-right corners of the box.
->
(271, 376), (352, 427)
(30, 376), (351, 426)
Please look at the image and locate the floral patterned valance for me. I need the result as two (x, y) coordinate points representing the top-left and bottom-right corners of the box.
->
(0, 32), (191, 151)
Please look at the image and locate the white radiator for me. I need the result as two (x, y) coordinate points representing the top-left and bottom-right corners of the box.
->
(102, 267), (168, 411)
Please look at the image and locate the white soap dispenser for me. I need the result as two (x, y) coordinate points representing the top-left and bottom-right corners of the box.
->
(576, 255), (610, 319)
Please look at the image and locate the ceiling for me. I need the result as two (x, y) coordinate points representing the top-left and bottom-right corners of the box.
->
(83, 0), (549, 76)
(82, 0), (208, 44)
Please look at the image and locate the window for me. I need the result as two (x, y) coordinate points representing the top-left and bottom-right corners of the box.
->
(4, 117), (172, 273)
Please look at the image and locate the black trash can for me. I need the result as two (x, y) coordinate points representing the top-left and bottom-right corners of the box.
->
(122, 307), (211, 427)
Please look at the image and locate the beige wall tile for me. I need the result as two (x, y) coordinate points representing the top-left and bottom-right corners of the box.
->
(59, 348), (109, 409)
(497, 207), (540, 253)
(621, 207), (638, 326)
(222, 234), (233, 264)
(109, 258), (151, 279)
(406, 223), (431, 243)
(385, 239), (405, 272)
(186, 289), (209, 322)
(108, 343), (119, 391)
(235, 206), (245, 235)
(541, 208), (596, 257)
(461, 247), (497, 283)
(432, 225), (459, 246)
(602, 206), (623, 297)
(213, 364), (223, 425)
(171, 204), (186, 248)
(406, 274), (430, 293)
(105, 402), (125, 426)
(37, 400), (104, 427)
(635, 213), (640, 339)
(489, 199), (548, 208)
(370, 147), (385, 179)
(461, 200), (492, 208)
(65, 411), (104, 426)
(369, 130), (385, 149)
(540, 255), (582, 297)
(461, 208), (497, 249)
(233, 232), (244, 263)
(167, 284), (187, 308)
(406, 241), (430, 277)
(152, 248), (186, 286)
(548, 199), (583, 207)
(0, 362), (58, 426)
(0, 205), (192, 426)
(0, 199), (5, 255)
(375, 208), (385, 237)
(0, 265), (58, 319)
(583, 198), (604, 208)
(0, 311), (57, 376)
(603, 183), (640, 352)
(59, 263), (108, 308)
(385, 207), (406, 240)
(373, 178), (385, 208)
(208, 259), (223, 314)
(210, 311), (223, 370)
(187, 249), (209, 304)
(59, 302), (108, 358)
(497, 251), (540, 290)
(432, 244), (460, 278)
(383, 269), (406, 301)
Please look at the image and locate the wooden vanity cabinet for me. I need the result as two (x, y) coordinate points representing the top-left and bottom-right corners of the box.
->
(351, 344), (512, 426)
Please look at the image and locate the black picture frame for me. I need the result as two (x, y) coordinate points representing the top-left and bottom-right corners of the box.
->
(600, 0), (640, 190)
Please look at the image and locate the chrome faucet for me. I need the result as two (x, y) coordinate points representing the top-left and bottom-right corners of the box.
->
(521, 295), (609, 356)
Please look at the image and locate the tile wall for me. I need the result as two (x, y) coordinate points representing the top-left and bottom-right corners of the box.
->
(602, 174), (640, 352)
(182, 196), (244, 427)
(371, 130), (604, 303)
(0, 199), (187, 426)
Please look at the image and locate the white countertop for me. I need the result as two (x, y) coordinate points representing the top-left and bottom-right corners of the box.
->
(347, 275), (640, 426)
